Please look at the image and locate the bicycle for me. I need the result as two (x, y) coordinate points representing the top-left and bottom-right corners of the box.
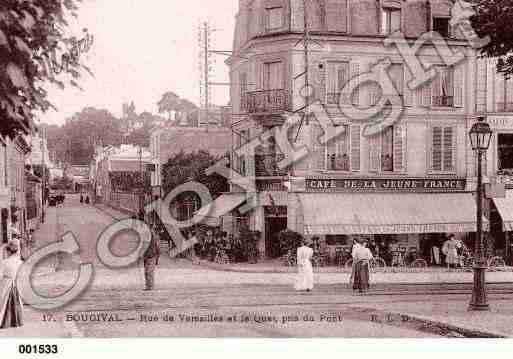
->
(214, 248), (230, 265)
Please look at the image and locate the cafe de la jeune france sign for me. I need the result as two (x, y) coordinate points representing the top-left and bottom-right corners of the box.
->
(304, 178), (467, 193)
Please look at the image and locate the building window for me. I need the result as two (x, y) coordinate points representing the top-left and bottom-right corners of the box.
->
(326, 61), (349, 104)
(498, 134), (513, 172)
(327, 125), (349, 171)
(266, 7), (283, 32)
(431, 126), (455, 172)
(433, 17), (450, 38)
(381, 8), (401, 35)
(263, 61), (283, 90)
(432, 66), (454, 107)
(326, 235), (349, 246)
(369, 125), (406, 173)
(498, 76), (513, 112)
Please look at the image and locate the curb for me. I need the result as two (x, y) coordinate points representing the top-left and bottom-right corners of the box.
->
(351, 306), (509, 338)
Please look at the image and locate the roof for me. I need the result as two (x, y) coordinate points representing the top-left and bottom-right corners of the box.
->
(158, 127), (231, 164)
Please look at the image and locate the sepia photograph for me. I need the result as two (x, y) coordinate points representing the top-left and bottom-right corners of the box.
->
(1, 0), (513, 347)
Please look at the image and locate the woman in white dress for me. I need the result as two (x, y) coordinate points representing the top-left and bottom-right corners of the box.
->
(0, 240), (24, 329)
(294, 238), (314, 292)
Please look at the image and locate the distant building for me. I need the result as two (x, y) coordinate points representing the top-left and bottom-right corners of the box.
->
(92, 144), (151, 214)
(150, 126), (232, 193)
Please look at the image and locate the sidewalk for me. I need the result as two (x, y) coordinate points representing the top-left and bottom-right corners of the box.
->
(352, 296), (513, 338)
(0, 306), (82, 338)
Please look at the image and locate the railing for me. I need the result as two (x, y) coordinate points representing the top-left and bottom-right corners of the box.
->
(256, 178), (288, 192)
(327, 92), (351, 105)
(255, 154), (288, 177)
(432, 95), (454, 107)
(496, 170), (513, 189)
(327, 154), (350, 171)
(242, 89), (291, 113)
(496, 102), (513, 112)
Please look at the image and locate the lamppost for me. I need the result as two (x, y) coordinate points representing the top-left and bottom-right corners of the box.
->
(468, 116), (493, 311)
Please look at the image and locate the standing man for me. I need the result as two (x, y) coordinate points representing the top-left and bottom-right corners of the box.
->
(143, 225), (161, 291)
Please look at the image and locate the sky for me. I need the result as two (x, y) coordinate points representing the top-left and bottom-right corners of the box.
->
(39, 0), (238, 126)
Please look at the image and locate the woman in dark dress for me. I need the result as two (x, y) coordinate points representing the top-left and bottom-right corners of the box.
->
(0, 241), (24, 329)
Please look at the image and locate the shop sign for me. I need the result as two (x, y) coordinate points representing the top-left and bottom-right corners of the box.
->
(304, 178), (467, 193)
(487, 116), (513, 129)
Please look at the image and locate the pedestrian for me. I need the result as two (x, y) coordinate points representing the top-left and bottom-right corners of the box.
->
(0, 240), (24, 329)
(80, 194), (83, 203)
(142, 226), (161, 291)
(294, 237), (314, 292)
(442, 234), (460, 269)
(351, 239), (373, 294)
(85, 196), (90, 204)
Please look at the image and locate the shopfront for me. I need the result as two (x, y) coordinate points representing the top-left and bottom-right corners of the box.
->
(288, 176), (485, 266)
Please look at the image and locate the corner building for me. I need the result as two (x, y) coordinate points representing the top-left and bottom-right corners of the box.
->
(221, 0), (482, 264)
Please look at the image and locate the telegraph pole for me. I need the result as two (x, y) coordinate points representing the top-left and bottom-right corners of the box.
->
(41, 127), (46, 223)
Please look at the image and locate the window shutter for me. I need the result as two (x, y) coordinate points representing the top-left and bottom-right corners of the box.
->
(443, 126), (455, 171)
(432, 126), (443, 171)
(310, 122), (326, 170)
(369, 134), (381, 172)
(420, 81), (432, 107)
(350, 124), (361, 171)
(326, 0), (348, 32)
(350, 62), (360, 105)
(404, 67), (413, 107)
(453, 65), (463, 108)
(311, 62), (326, 103)
(393, 124), (407, 173)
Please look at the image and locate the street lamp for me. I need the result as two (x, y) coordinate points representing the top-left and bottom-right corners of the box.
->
(468, 116), (493, 311)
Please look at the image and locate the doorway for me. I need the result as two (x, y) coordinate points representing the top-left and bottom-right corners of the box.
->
(265, 217), (287, 259)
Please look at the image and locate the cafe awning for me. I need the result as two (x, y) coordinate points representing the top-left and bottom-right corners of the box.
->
(195, 193), (247, 226)
(300, 192), (487, 235)
(493, 190), (513, 231)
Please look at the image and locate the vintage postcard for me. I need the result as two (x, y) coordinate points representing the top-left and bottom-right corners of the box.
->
(0, 0), (512, 346)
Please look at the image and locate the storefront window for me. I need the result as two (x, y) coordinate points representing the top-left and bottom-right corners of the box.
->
(498, 134), (513, 172)
(325, 235), (349, 246)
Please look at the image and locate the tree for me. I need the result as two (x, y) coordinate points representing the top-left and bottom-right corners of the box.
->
(176, 99), (199, 126)
(157, 91), (180, 121)
(0, 0), (91, 138)
(162, 150), (229, 203)
(46, 107), (123, 164)
(471, 0), (513, 76)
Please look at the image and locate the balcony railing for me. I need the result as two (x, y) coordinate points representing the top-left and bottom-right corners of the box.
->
(242, 89), (291, 114)
(496, 102), (513, 113)
(432, 95), (454, 107)
(497, 170), (513, 189)
(256, 178), (288, 192)
(255, 154), (288, 177)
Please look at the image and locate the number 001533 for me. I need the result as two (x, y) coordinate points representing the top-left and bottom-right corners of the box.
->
(18, 344), (58, 354)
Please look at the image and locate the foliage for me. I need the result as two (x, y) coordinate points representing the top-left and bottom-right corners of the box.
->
(157, 91), (180, 121)
(162, 150), (229, 203)
(277, 230), (303, 256)
(0, 0), (90, 138)
(46, 107), (123, 164)
(471, 0), (513, 76)
(157, 91), (199, 126)
(109, 171), (150, 192)
(31, 164), (50, 183)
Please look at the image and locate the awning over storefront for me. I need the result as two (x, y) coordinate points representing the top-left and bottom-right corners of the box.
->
(493, 190), (513, 231)
(300, 193), (487, 235)
(195, 193), (247, 226)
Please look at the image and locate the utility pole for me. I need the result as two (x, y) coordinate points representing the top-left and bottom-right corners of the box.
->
(41, 127), (46, 223)
(199, 21), (213, 131)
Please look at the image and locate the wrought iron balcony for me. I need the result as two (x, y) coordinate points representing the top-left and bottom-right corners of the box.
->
(242, 89), (291, 114)
(432, 95), (454, 107)
(496, 102), (513, 113)
(497, 170), (513, 189)
(255, 154), (288, 177)
(256, 178), (288, 192)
